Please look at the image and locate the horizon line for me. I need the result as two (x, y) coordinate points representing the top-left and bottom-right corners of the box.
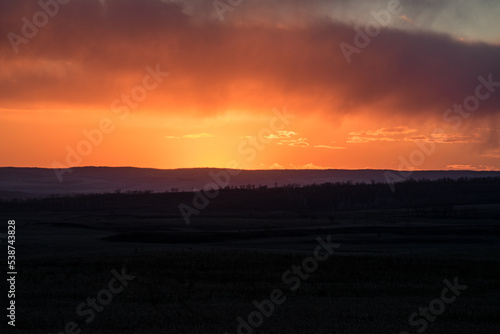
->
(1, 166), (500, 172)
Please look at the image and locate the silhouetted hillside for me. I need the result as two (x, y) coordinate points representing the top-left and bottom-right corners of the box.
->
(4, 177), (500, 221)
(1, 166), (500, 199)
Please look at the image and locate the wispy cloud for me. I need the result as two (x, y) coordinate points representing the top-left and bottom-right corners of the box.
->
(269, 163), (285, 169)
(262, 130), (309, 147)
(430, 133), (480, 144)
(313, 145), (346, 149)
(347, 136), (396, 144)
(264, 131), (299, 139)
(446, 164), (497, 171)
(347, 127), (483, 145)
(348, 126), (417, 143)
(289, 163), (328, 170)
(278, 138), (309, 147)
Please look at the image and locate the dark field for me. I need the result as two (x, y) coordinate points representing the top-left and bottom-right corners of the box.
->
(2, 178), (500, 333)
(7, 250), (500, 334)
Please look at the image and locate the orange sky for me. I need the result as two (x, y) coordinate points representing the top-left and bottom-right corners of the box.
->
(1, 0), (500, 171)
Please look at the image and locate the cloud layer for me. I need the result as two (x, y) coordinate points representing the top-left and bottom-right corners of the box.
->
(1, 0), (499, 120)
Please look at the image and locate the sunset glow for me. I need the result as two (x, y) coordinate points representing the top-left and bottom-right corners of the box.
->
(1, 0), (500, 171)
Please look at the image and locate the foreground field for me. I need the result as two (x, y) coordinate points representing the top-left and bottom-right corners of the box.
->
(6, 248), (500, 334)
(2, 178), (499, 333)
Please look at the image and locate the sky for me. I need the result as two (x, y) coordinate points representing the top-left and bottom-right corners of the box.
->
(1, 0), (500, 171)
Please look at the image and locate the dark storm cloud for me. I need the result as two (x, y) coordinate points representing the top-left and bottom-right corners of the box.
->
(0, 0), (499, 119)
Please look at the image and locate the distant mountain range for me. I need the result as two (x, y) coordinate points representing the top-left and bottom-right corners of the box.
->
(1, 167), (500, 199)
